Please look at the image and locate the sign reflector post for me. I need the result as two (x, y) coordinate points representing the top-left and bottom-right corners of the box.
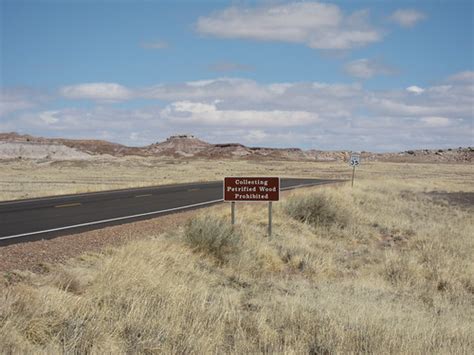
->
(224, 177), (280, 237)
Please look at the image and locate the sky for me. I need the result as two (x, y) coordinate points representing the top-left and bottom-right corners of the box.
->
(0, 0), (473, 151)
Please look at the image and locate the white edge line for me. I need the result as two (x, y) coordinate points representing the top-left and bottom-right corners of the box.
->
(0, 180), (332, 206)
(0, 199), (223, 241)
(0, 181), (334, 242)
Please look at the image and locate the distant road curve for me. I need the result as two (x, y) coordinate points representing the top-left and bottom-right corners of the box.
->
(0, 178), (339, 245)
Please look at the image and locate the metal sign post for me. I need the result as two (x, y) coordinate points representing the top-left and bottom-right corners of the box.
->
(268, 202), (272, 237)
(231, 201), (235, 225)
(224, 177), (280, 237)
(349, 153), (361, 187)
(351, 165), (356, 187)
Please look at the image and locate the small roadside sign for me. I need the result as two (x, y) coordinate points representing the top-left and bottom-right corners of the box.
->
(349, 152), (361, 187)
(224, 177), (280, 237)
(224, 177), (280, 202)
(350, 153), (360, 167)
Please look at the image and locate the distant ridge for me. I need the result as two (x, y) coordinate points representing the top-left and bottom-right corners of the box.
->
(0, 132), (144, 157)
(0, 132), (472, 163)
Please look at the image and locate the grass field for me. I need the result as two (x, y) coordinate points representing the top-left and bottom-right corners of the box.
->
(0, 161), (473, 353)
(0, 157), (472, 201)
(0, 157), (342, 201)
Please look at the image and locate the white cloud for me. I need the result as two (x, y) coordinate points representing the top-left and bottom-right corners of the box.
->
(426, 85), (452, 94)
(59, 78), (362, 114)
(390, 9), (426, 28)
(0, 88), (47, 117)
(140, 40), (169, 49)
(344, 58), (394, 79)
(448, 71), (474, 82)
(161, 101), (318, 127)
(60, 83), (132, 101)
(12, 106), (165, 146)
(245, 129), (269, 143)
(406, 85), (425, 95)
(39, 111), (60, 125)
(196, 2), (382, 50)
(366, 97), (432, 116)
(5, 69), (473, 151)
(268, 83), (294, 95)
(367, 82), (471, 119)
(185, 79), (221, 88)
(142, 78), (277, 102)
(0, 95), (33, 117)
(421, 116), (452, 127)
(138, 79), (362, 119)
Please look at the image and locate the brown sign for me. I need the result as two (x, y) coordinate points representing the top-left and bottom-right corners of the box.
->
(224, 177), (280, 202)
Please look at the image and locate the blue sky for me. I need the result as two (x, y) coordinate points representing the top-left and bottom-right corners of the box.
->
(1, 0), (473, 151)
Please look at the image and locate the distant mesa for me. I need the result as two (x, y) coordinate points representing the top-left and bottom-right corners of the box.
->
(166, 134), (196, 140)
(0, 132), (472, 163)
(147, 134), (212, 157)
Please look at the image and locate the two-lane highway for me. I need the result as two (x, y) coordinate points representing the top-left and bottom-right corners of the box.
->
(0, 178), (337, 245)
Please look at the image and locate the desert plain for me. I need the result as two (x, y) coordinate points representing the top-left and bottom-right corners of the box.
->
(1, 142), (473, 353)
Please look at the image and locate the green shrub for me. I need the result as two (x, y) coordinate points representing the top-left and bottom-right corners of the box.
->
(284, 192), (349, 227)
(184, 215), (240, 261)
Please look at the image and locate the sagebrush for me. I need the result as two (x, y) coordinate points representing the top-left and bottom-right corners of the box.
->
(183, 214), (240, 262)
(284, 191), (350, 227)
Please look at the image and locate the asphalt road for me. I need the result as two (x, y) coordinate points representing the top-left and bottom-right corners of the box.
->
(0, 178), (337, 245)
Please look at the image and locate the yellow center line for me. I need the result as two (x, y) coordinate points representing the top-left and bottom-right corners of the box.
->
(55, 203), (81, 208)
(187, 188), (200, 192)
(135, 194), (152, 198)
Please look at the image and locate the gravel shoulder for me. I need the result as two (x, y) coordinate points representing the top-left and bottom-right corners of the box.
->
(0, 186), (332, 274)
(0, 208), (202, 273)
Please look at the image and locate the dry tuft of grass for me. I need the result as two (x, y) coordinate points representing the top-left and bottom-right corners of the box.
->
(1, 163), (473, 353)
(284, 191), (350, 227)
(183, 215), (240, 262)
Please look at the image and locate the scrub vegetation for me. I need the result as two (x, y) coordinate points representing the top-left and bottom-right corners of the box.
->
(284, 192), (350, 227)
(184, 215), (240, 263)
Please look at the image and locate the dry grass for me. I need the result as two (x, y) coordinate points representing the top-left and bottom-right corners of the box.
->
(1, 157), (472, 201)
(284, 191), (351, 227)
(0, 157), (343, 201)
(1, 162), (473, 353)
(183, 215), (240, 263)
